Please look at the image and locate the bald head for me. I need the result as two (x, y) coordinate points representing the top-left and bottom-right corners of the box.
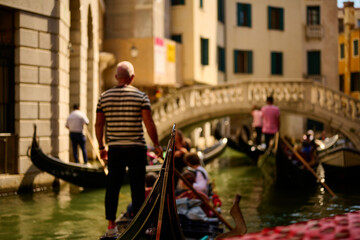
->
(115, 61), (135, 85)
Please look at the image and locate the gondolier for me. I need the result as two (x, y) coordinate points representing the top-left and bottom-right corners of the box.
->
(95, 61), (162, 237)
(66, 104), (89, 164)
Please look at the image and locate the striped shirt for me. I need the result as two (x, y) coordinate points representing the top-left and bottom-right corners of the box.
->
(96, 85), (151, 148)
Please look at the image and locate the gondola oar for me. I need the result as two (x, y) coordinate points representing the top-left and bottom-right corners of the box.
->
(84, 127), (108, 175)
(175, 169), (234, 231)
(280, 136), (336, 197)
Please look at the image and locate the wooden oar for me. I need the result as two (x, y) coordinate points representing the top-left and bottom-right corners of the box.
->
(280, 136), (336, 197)
(175, 169), (234, 231)
(84, 127), (108, 175)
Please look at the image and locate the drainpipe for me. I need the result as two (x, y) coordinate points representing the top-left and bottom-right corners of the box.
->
(343, 2), (354, 95)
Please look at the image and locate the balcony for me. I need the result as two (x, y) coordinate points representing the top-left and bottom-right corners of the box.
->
(306, 25), (323, 39)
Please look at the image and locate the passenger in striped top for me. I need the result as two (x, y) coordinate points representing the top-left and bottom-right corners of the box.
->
(95, 61), (163, 236)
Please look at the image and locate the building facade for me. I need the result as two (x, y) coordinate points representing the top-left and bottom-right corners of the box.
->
(338, 2), (360, 99)
(0, 0), (106, 192)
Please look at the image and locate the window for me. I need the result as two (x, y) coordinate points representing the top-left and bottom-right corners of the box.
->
(237, 3), (251, 27)
(307, 51), (321, 75)
(271, 52), (283, 75)
(171, 0), (184, 6)
(218, 0), (225, 23)
(354, 39), (359, 56)
(268, 7), (284, 30)
(339, 75), (345, 92)
(234, 50), (253, 73)
(351, 72), (360, 91)
(171, 34), (182, 43)
(200, 0), (203, 8)
(307, 6), (320, 25)
(340, 43), (345, 59)
(358, 19), (360, 28)
(201, 38), (209, 65)
(339, 19), (344, 33)
(218, 47), (225, 72)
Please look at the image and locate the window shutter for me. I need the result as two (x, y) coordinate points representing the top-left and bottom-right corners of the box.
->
(280, 8), (284, 30)
(271, 52), (276, 74)
(234, 50), (238, 73)
(279, 53), (283, 74)
(237, 4), (242, 26)
(268, 7), (272, 29)
(247, 4), (252, 27)
(201, 38), (209, 65)
(247, 51), (253, 73)
(308, 51), (321, 75)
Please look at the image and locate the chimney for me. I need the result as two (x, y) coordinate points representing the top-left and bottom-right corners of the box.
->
(344, 1), (355, 29)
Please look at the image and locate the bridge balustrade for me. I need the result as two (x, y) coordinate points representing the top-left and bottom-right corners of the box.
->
(151, 80), (360, 148)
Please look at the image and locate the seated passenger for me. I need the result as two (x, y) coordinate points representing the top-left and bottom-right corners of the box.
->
(184, 152), (209, 195)
(176, 171), (213, 217)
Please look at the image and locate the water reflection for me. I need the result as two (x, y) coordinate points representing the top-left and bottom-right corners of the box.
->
(0, 147), (360, 239)
(206, 147), (360, 233)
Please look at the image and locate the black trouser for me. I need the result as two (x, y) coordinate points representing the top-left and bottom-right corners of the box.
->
(254, 127), (262, 145)
(264, 133), (275, 148)
(105, 146), (147, 221)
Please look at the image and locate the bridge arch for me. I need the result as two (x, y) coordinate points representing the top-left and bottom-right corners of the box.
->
(151, 80), (360, 149)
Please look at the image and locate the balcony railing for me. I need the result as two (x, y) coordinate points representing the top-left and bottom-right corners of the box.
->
(306, 25), (323, 39)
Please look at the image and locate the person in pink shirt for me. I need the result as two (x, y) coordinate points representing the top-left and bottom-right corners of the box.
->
(251, 105), (263, 145)
(261, 96), (280, 148)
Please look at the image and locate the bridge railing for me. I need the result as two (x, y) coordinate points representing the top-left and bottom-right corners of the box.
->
(151, 80), (360, 145)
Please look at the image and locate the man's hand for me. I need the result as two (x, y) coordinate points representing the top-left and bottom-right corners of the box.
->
(99, 149), (108, 164)
(154, 146), (163, 158)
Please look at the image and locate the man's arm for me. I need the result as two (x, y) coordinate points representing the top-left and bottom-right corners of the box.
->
(95, 111), (107, 160)
(142, 109), (162, 157)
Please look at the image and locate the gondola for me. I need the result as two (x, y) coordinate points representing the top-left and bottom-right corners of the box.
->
(198, 138), (227, 165)
(317, 142), (360, 184)
(30, 125), (161, 188)
(258, 136), (318, 188)
(227, 125), (265, 163)
(30, 125), (227, 189)
(101, 125), (224, 240)
(275, 137), (318, 188)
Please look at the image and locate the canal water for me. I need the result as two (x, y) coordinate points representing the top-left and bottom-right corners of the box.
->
(0, 147), (359, 240)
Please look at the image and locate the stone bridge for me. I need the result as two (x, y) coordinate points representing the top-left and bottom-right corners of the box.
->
(151, 80), (360, 149)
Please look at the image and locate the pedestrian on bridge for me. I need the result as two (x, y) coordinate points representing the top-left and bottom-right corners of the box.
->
(261, 96), (280, 148)
(251, 105), (262, 145)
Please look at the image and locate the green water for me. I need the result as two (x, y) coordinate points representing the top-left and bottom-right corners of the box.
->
(1, 147), (360, 239)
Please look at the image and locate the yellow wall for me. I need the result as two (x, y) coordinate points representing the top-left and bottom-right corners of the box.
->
(103, 37), (179, 88)
(350, 30), (360, 72)
(338, 34), (345, 75)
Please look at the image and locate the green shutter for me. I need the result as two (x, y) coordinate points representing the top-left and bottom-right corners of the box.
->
(247, 4), (252, 27)
(218, 47), (225, 72)
(268, 7), (272, 29)
(354, 40), (359, 56)
(237, 3), (242, 26)
(279, 53), (283, 74)
(201, 38), (209, 65)
(271, 52), (276, 74)
(308, 51), (321, 75)
(218, 0), (224, 22)
(247, 51), (253, 73)
(280, 8), (284, 30)
(234, 50), (238, 73)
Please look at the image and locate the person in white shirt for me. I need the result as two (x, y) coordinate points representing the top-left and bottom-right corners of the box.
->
(184, 152), (209, 195)
(66, 104), (89, 164)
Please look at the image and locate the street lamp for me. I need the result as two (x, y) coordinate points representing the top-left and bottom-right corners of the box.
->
(130, 45), (138, 58)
